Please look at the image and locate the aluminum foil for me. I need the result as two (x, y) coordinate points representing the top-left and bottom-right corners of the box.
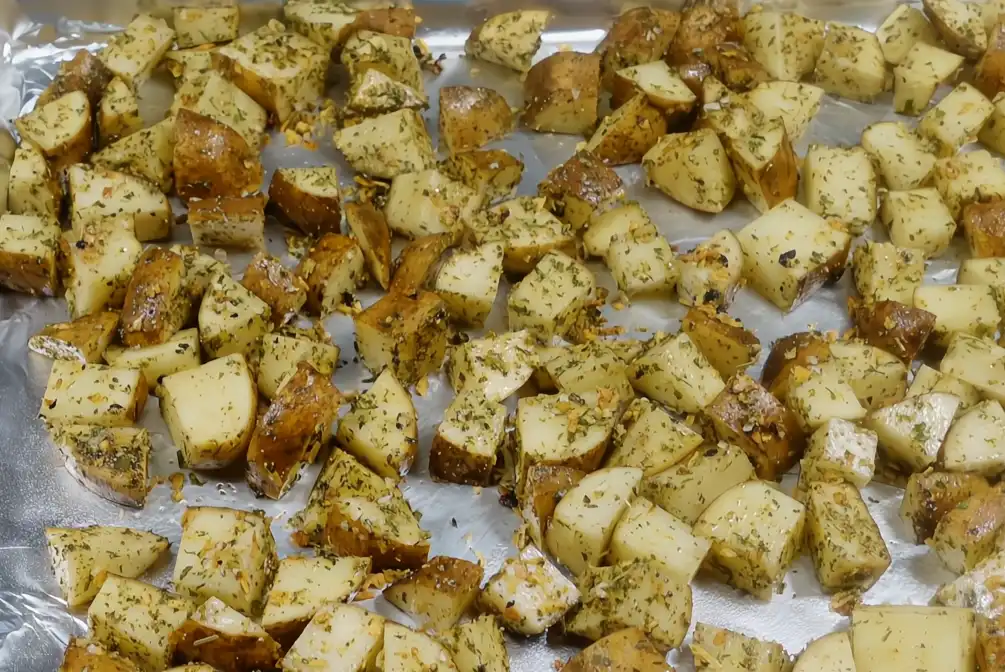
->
(0, 0), (971, 670)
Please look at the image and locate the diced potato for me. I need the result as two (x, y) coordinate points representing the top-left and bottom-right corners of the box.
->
(924, 0), (987, 59)
(119, 247), (187, 348)
(381, 622), (458, 672)
(0, 213), (60, 297)
(465, 9), (550, 72)
(741, 81), (823, 143)
(8, 143), (60, 219)
(59, 637), (143, 672)
(343, 202), (391, 290)
(934, 149), (1005, 220)
(787, 367), (866, 433)
(98, 14), (175, 87)
(30, 312), (119, 364)
(609, 497), (710, 584)
(478, 544), (579, 636)
(336, 369), (416, 481)
(942, 400), (1005, 476)
(628, 332), (725, 414)
(562, 628), (669, 672)
(611, 60), (695, 123)
(296, 233), (365, 315)
(914, 284), (1001, 347)
(439, 615), (510, 672)
(894, 42), (965, 115)
(198, 272), (271, 358)
(963, 200), (1005, 259)
(861, 121), (937, 191)
(40, 361), (146, 428)
(901, 470), (991, 543)
(583, 202), (656, 259)
(269, 166), (341, 238)
(681, 308), (761, 378)
(642, 128), (736, 214)
(16, 91), (92, 170)
(820, 340), (910, 410)
(802, 144), (877, 235)
(877, 4), (939, 65)
(865, 391), (960, 472)
(91, 118), (174, 194)
(596, 7), (679, 89)
(39, 49), (113, 109)
(240, 253), (307, 327)
(694, 481), (806, 599)
(519, 464), (586, 549)
(979, 92), (1005, 153)
(538, 151), (624, 230)
(68, 164), (173, 243)
(812, 23), (886, 102)
(189, 72), (267, 151)
(584, 93), (668, 166)
(668, 3), (740, 64)
(173, 109), (262, 201)
(354, 292), (448, 384)
(281, 603), (385, 672)
(347, 69), (426, 116)
(641, 441), (754, 524)
(853, 241), (926, 306)
(801, 418), (878, 489)
(471, 197), (576, 275)
(173, 5), (239, 48)
(434, 243), (504, 327)
(507, 251), (594, 342)
(792, 632), (855, 672)
(605, 229), (677, 296)
(606, 398), (699, 475)
(851, 605), (976, 672)
(742, 10), (825, 81)
(282, 0), (357, 50)
(691, 622), (791, 671)
(439, 149), (524, 204)
(941, 332), (1005, 403)
(63, 217), (144, 317)
(724, 115), (798, 214)
(522, 52), (600, 134)
(389, 233), (453, 299)
(439, 85), (512, 154)
(384, 169), (480, 241)
(919, 83), (994, 157)
(676, 231), (744, 309)
(333, 109), (436, 179)
(448, 331), (536, 403)
(384, 556), (483, 631)
(172, 244), (227, 308)
(908, 363), (982, 410)
(880, 188), (956, 257)
(103, 329), (201, 392)
(935, 550), (1005, 616)
(736, 199), (852, 311)
(172, 597), (281, 671)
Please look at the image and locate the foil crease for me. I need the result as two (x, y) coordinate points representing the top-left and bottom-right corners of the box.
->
(0, 0), (966, 670)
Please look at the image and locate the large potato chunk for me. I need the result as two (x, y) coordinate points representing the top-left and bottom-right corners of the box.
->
(894, 42), (965, 114)
(865, 391), (960, 472)
(68, 164), (173, 243)
(440, 615), (510, 672)
(269, 167), (341, 238)
(439, 85), (513, 154)
(0, 213), (60, 297)
(676, 231), (744, 309)
(384, 556), (483, 631)
(347, 69), (426, 116)
(584, 93), (667, 166)
(171, 598), (281, 672)
(900, 470), (990, 543)
(538, 151), (624, 230)
(473, 197), (576, 275)
(643, 129), (736, 213)
(479, 544), (579, 636)
(465, 10), (550, 72)
(925, 0), (987, 59)
(98, 14), (173, 87)
(296, 233), (366, 315)
(337, 369), (416, 481)
(381, 622), (458, 672)
(334, 109), (436, 179)
(59, 637), (143, 672)
(174, 109), (262, 201)
(941, 332), (1005, 403)
(187, 194), (266, 251)
(341, 30), (424, 95)
(931, 485), (1005, 572)
(92, 118), (174, 193)
(725, 116), (797, 214)
(344, 202), (392, 290)
(919, 82), (994, 157)
(16, 91), (92, 170)
(963, 200), (1005, 258)
(876, 4), (939, 65)
(851, 605), (976, 672)
(812, 23), (887, 102)
(9, 143), (60, 219)
(628, 332), (725, 414)
(241, 253), (308, 327)
(51, 424), (150, 507)
(595, 7), (679, 88)
(40, 49), (113, 108)
(434, 243), (504, 327)
(198, 272), (272, 358)
(507, 251), (595, 342)
(852, 241), (925, 305)
(742, 10), (825, 81)
(680, 308), (760, 378)
(803, 144), (878, 235)
(522, 52), (600, 134)
(448, 330), (537, 402)
(40, 361), (147, 428)
(942, 400), (1005, 476)
(611, 60), (695, 122)
(120, 248), (187, 348)
(934, 149), (1005, 220)
(914, 284), (1001, 346)
(741, 81), (824, 143)
(562, 628), (668, 672)
(861, 121), (937, 191)
(384, 169), (480, 241)
(281, 603), (384, 671)
(159, 354), (257, 469)
(881, 189), (956, 257)
(62, 217), (144, 318)
(354, 291), (448, 384)
(607, 398), (702, 476)
(440, 149), (524, 203)
(610, 497), (710, 584)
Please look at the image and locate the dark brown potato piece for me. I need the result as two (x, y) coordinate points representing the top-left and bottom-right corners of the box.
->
(537, 151), (625, 229)
(38, 50), (114, 107)
(439, 85), (514, 154)
(852, 299), (937, 364)
(174, 109), (263, 201)
(977, 23), (1005, 99)
(241, 252), (309, 327)
(595, 8), (681, 89)
(761, 331), (833, 400)
(119, 247), (188, 348)
(708, 43), (770, 91)
(171, 616), (283, 672)
(523, 52), (601, 134)
(390, 233), (455, 297)
(666, 5), (739, 64)
(963, 199), (1005, 258)
(352, 7), (417, 38)
(268, 168), (342, 238)
(562, 628), (671, 672)
(902, 470), (991, 543)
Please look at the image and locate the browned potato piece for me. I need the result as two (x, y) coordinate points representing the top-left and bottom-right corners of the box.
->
(268, 167), (341, 238)
(519, 464), (586, 548)
(440, 149), (525, 203)
(900, 471), (991, 543)
(537, 152), (624, 230)
(523, 52), (601, 134)
(345, 201), (392, 290)
(562, 628), (670, 672)
(706, 374), (806, 481)
(246, 361), (341, 500)
(171, 600), (282, 672)
(354, 291), (448, 384)
(187, 195), (266, 251)
(595, 8), (681, 89)
(708, 44), (770, 92)
(611, 61), (697, 127)
(353, 6), (417, 38)
(852, 299), (937, 364)
(585, 93), (668, 166)
(390, 233), (455, 297)
(296, 234), (366, 315)
(680, 307), (762, 379)
(120, 247), (188, 348)
(666, 5), (739, 64)
(322, 496), (431, 571)
(673, 56), (715, 98)
(173, 109), (262, 201)
(977, 23), (1005, 99)
(29, 311), (119, 363)
(979, 615), (1005, 671)
(39, 50), (114, 108)
(725, 115), (798, 213)
(59, 637), (141, 672)
(761, 332), (833, 400)
(241, 253), (308, 327)
(439, 86), (514, 154)
(384, 556), (484, 631)
(963, 200), (1005, 257)
(15, 91), (93, 171)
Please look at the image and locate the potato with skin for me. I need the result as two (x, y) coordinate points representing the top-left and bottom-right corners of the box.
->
(51, 424), (150, 507)
(347, 69), (426, 116)
(59, 637), (142, 672)
(611, 60), (696, 123)
(29, 312), (119, 364)
(97, 14), (174, 87)
(522, 52), (600, 135)
(384, 556), (483, 631)
(935, 149), (1005, 220)
(932, 485), (1005, 573)
(341, 30), (424, 96)
(92, 118), (174, 192)
(296, 233), (366, 316)
(853, 241), (925, 305)
(171, 598), (281, 672)
(335, 109), (436, 180)
(900, 471), (990, 543)
(257, 330), (338, 400)
(39, 50), (113, 108)
(760, 331), (832, 400)
(40, 361), (148, 428)
(562, 628), (669, 672)
(473, 197), (576, 275)
(740, 81), (824, 143)
(337, 368), (417, 481)
(198, 272), (271, 359)
(440, 615), (510, 672)
(343, 202), (392, 290)
(439, 86), (513, 154)
(963, 200), (1005, 258)
(691, 623), (791, 672)
(918, 82), (994, 157)
(68, 164), (173, 243)
(390, 233), (455, 297)
(354, 291), (448, 384)
(725, 115), (798, 214)
(440, 149), (524, 203)
(852, 299), (936, 364)
(9, 144), (61, 219)
(240, 253), (308, 327)
(269, 167), (341, 238)
(628, 332), (726, 414)
(742, 10), (825, 81)
(676, 231), (744, 308)
(680, 308), (761, 379)
(431, 392), (506, 486)
(173, 109), (262, 201)
(434, 243), (504, 328)
(585, 93), (668, 166)
(666, 3), (738, 64)
(643, 129), (736, 213)
(16, 91), (92, 170)
(465, 10), (550, 73)
(538, 151), (624, 230)
(606, 398), (702, 476)
(119, 247), (188, 348)
(925, 0), (987, 60)
(977, 24), (1005, 99)
(595, 7), (679, 89)
(0, 213), (60, 297)
(479, 544), (579, 636)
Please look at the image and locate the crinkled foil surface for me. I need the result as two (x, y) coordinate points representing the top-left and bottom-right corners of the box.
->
(0, 0), (971, 670)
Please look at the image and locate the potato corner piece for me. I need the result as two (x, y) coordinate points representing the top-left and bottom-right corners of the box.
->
(269, 166), (341, 238)
(680, 308), (761, 379)
(173, 5), (240, 48)
(877, 4), (939, 66)
(9, 143), (61, 219)
(538, 151), (624, 230)
(605, 398), (701, 477)
(97, 14), (174, 87)
(68, 164), (173, 243)
(465, 9), (550, 73)
(544, 340), (634, 401)
(440, 615), (510, 672)
(191, 72), (267, 151)
(348, 69), (426, 116)
(281, 603), (385, 671)
(344, 201), (392, 290)
(335, 109), (436, 179)
(385, 170), (480, 242)
(851, 605), (976, 672)
(439, 85), (513, 154)
(821, 340), (909, 411)
(852, 299), (936, 364)
(610, 497), (709, 586)
(282, 0), (357, 50)
(742, 81), (823, 143)
(337, 368), (417, 481)
(865, 391), (960, 472)
(787, 367), (866, 433)
(942, 400), (1005, 477)
(430, 393), (505, 487)
(908, 364), (981, 409)
(354, 291), (448, 384)
(384, 556), (483, 631)
(643, 129), (736, 214)
(919, 82), (994, 157)
(174, 109), (262, 201)
(16, 90), (92, 170)
(341, 30), (423, 94)
(59, 637), (142, 672)
(925, 0), (987, 59)
(172, 598), (281, 672)
(676, 231), (744, 310)
(803, 144), (878, 235)
(448, 330), (537, 402)
(160, 354), (257, 469)
(92, 117), (174, 194)
(584, 93), (667, 166)
(852, 241), (925, 305)
(964, 199), (1005, 258)
(296, 234), (365, 316)
(198, 272), (271, 359)
(474, 197), (576, 275)
(104, 329), (201, 393)
(380, 623), (458, 672)
(434, 243), (504, 327)
(479, 544), (579, 636)
(0, 213), (60, 297)
(522, 52), (600, 134)
(563, 628), (669, 672)
(257, 330), (338, 400)
(793, 632), (855, 672)
(914, 284), (1001, 347)
(440, 149), (523, 204)
(691, 623), (791, 672)
(240, 253), (307, 328)
(901, 471), (985, 544)
(978, 26), (1005, 100)
(40, 361), (147, 427)
(941, 332), (1005, 403)
(667, 2), (739, 63)
(40, 49), (113, 108)
(937, 552), (1005, 615)
(694, 481), (806, 600)
(812, 23), (887, 102)
(881, 189), (956, 257)
(46, 525), (168, 607)
(518, 464), (586, 549)
(605, 229), (677, 297)
(742, 10), (824, 82)
(119, 247), (187, 348)
(628, 332), (725, 414)
(611, 60), (695, 122)
(894, 42), (965, 115)
(30, 312), (119, 364)
(932, 485), (1005, 573)
(213, 20), (327, 123)
(724, 115), (797, 214)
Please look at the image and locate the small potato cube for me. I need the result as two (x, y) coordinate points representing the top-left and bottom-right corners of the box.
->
(268, 166), (341, 238)
(479, 544), (579, 636)
(583, 201), (657, 259)
(384, 169), (480, 241)
(894, 42), (965, 115)
(941, 332), (1005, 403)
(908, 364), (982, 410)
(642, 129), (736, 214)
(901, 470), (991, 542)
(354, 292), (448, 384)
(384, 556), (483, 631)
(918, 82), (995, 156)
(676, 231), (745, 309)
(344, 201), (391, 290)
(787, 367), (866, 432)
(440, 149), (524, 203)
(820, 340), (910, 410)
(296, 234), (365, 316)
(876, 4), (939, 65)
(63, 215), (143, 316)
(103, 329), (201, 393)
(8, 143), (60, 219)
(584, 93), (668, 166)
(805, 480), (891, 592)
(935, 551), (1005, 616)
(68, 164), (173, 243)
(735, 199), (852, 311)
(725, 115), (798, 214)
(213, 20), (327, 123)
(851, 604), (977, 672)
(628, 332), (725, 414)
(92, 118), (174, 193)
(964, 200), (1005, 258)
(606, 398), (702, 476)
(40, 361), (147, 427)
(680, 307), (761, 378)
(431, 392), (505, 486)
(925, 0), (987, 59)
(261, 555), (370, 647)
(173, 245), (226, 309)
(641, 441), (754, 524)
(942, 400), (1005, 476)
(934, 149), (1005, 220)
(694, 480), (806, 600)
(692, 623), (790, 671)
(564, 629), (668, 672)
(39, 49), (113, 109)
(741, 10), (825, 81)
(173, 506), (277, 615)
(439, 85), (513, 154)
(546, 341), (634, 400)
(173, 601), (281, 671)
(812, 23), (886, 102)
(865, 391), (960, 472)
(198, 272), (271, 359)
(159, 354), (257, 469)
(240, 253), (307, 327)
(932, 485), (1005, 572)
(465, 10), (550, 72)
(881, 188), (957, 257)
(803, 144), (877, 235)
(801, 418), (878, 489)
(187, 194), (266, 251)
(333, 109), (436, 179)
(507, 251), (595, 342)
(120, 247), (187, 348)
(59, 637), (144, 672)
(98, 14), (174, 87)
(761, 331), (834, 400)
(440, 615), (509, 672)
(347, 69), (426, 116)
(538, 151), (624, 230)
(173, 6), (239, 48)
(257, 331), (338, 400)
(0, 213), (60, 296)
(341, 30), (423, 94)
(281, 603), (385, 671)
(861, 121), (937, 191)
(609, 497), (710, 584)
(522, 52), (600, 134)
(30, 311), (119, 364)
(448, 330), (537, 402)
(471, 197), (576, 275)
(519, 465), (585, 549)
(914, 284), (1001, 347)
(16, 90), (92, 170)
(605, 229), (677, 297)
(88, 576), (193, 671)
(336, 368), (417, 481)
(852, 240), (925, 305)
(381, 622), (457, 671)
(611, 60), (696, 122)
(434, 243), (504, 327)
(741, 81), (824, 143)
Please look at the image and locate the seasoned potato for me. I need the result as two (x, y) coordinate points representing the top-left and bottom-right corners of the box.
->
(440, 149), (524, 203)
(787, 367), (866, 433)
(800, 417), (877, 491)
(820, 340), (909, 410)
(174, 109), (262, 201)
(936, 552), (1005, 616)
(257, 330), (338, 400)
(583, 201), (656, 259)
(384, 169), (480, 241)
(381, 622), (458, 671)
(240, 253), (308, 327)
(39, 49), (113, 108)
(337, 368), (416, 481)
(118, 247), (187, 348)
(562, 628), (669, 672)
(543, 341), (632, 401)
(628, 332), (725, 414)
(691, 622), (791, 671)
(812, 23), (887, 102)
(643, 129), (736, 213)
(8, 143), (61, 219)
(268, 166), (341, 238)
(104, 328), (201, 392)
(595, 7), (679, 88)
(198, 272), (272, 359)
(29, 312), (119, 364)
(980, 91), (1005, 153)
(853, 241), (925, 305)
(941, 332), (1005, 403)
(296, 233), (366, 315)
(334, 109), (436, 179)
(173, 244), (227, 309)
(434, 243), (504, 327)
(742, 9), (825, 81)
(760, 331), (832, 400)
(479, 544), (579, 636)
(518, 464), (586, 549)
(609, 497), (710, 585)
(680, 308), (760, 379)
(866, 391), (960, 472)
(465, 10), (550, 72)
(341, 30), (423, 95)
(40, 361), (147, 428)
(68, 164), (173, 243)
(914, 284), (1001, 347)
(585, 93), (667, 166)
(59, 637), (143, 672)
(347, 68), (426, 115)
(611, 60), (696, 124)
(918, 82), (994, 156)
(472, 197), (576, 275)
(247, 361), (341, 500)
(522, 52), (601, 134)
(282, 0), (357, 49)
(676, 230), (744, 309)
(354, 291), (448, 384)
(606, 398), (701, 476)
(894, 42), (965, 114)
(604, 229), (677, 296)
(173, 5), (239, 48)
(440, 615), (510, 672)
(901, 470), (991, 543)
(792, 632), (855, 672)
(439, 85), (513, 154)
(942, 400), (1005, 476)
(963, 200), (1005, 258)
(188, 71), (267, 151)
(876, 4), (939, 65)
(281, 603), (385, 672)
(723, 116), (797, 214)
(852, 299), (937, 364)
(537, 151), (624, 230)
(881, 188), (957, 257)
(92, 118), (175, 193)
(16, 91), (92, 170)
(159, 354), (257, 469)
(934, 149), (1005, 220)
(740, 81), (824, 143)
(667, 3), (738, 63)
(861, 121), (937, 191)
(430, 392), (505, 486)
(851, 605), (976, 672)
(925, 0), (987, 59)
(97, 14), (175, 87)
(390, 231), (452, 298)
(507, 250), (594, 341)
(0, 213), (60, 297)
(448, 330), (537, 403)
(908, 364), (982, 410)
(931, 485), (1005, 573)
(171, 597), (281, 672)
(803, 144), (877, 235)
(384, 556), (483, 632)
(343, 201), (391, 290)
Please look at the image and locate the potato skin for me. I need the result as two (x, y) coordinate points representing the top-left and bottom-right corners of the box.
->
(519, 464), (586, 545)
(268, 169), (342, 238)
(709, 44), (769, 92)
(963, 199), (1005, 257)
(666, 5), (739, 64)
(595, 8), (681, 88)
(59, 637), (141, 672)
(522, 52), (601, 134)
(429, 432), (495, 486)
(39, 50), (114, 108)
(352, 7), (416, 38)
(439, 85), (514, 154)
(537, 151), (624, 228)
(852, 299), (937, 364)
(588, 94), (668, 166)
(761, 331), (833, 399)
(562, 628), (670, 672)
(902, 471), (991, 543)
(174, 109), (263, 201)
(171, 619), (282, 672)
(119, 247), (187, 348)
(241, 252), (308, 327)
(344, 201), (392, 290)
(977, 24), (1005, 99)
(296, 233), (365, 314)
(322, 505), (430, 571)
(390, 233), (455, 297)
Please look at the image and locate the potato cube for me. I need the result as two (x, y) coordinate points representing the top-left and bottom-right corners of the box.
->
(269, 166), (342, 238)
(354, 291), (448, 384)
(851, 604), (976, 672)
(609, 497), (710, 584)
(740, 81), (823, 143)
(187, 195), (265, 250)
(959, 257), (1005, 294)
(893, 42), (965, 115)
(919, 82), (995, 156)
(537, 152), (624, 230)
(865, 391), (960, 472)
(628, 332), (724, 414)
(861, 121), (937, 191)
(16, 91), (92, 170)
(30, 311), (119, 364)
(465, 9), (549, 72)
(119, 247), (187, 348)
(68, 164), (173, 242)
(803, 144), (877, 235)
(876, 4), (939, 65)
(793, 632), (855, 672)
(433, 243), (504, 327)
(384, 556), (483, 632)
(812, 23), (886, 102)
(596, 7), (679, 88)
(0, 213), (59, 297)
(333, 109), (435, 179)
(787, 367), (866, 432)
(240, 253), (307, 327)
(545, 341), (633, 400)
(173, 599), (281, 671)
(507, 251), (595, 342)
(934, 150), (1005, 220)
(281, 603), (385, 671)
(440, 615), (509, 672)
(384, 169), (480, 242)
(91, 118), (174, 194)
(852, 241), (925, 304)
(801, 418), (878, 489)
(694, 481), (806, 599)
(38, 49), (113, 109)
(430, 393), (506, 486)
(941, 332), (1005, 403)
(742, 10), (824, 81)
(347, 69), (426, 116)
(611, 60), (695, 122)
(925, 0), (987, 59)
(583, 201), (657, 259)
(932, 485), (1005, 572)
(159, 354), (257, 469)
(8, 143), (60, 219)
(439, 149), (524, 203)
(584, 93), (668, 166)
(479, 544), (579, 636)
(59, 637), (144, 672)
(901, 470), (991, 543)
(471, 197), (576, 275)
(942, 400), (1005, 476)
(296, 233), (366, 315)
(103, 329), (200, 393)
(342, 30), (423, 94)
(257, 332), (338, 400)
(979, 91), (1005, 153)
(336, 368), (417, 481)
(642, 128), (736, 214)
(680, 307), (761, 378)
(439, 85), (512, 154)
(381, 623), (457, 671)
(606, 398), (702, 476)
(198, 272), (271, 358)
(173, 5), (239, 48)
(522, 52), (600, 134)
(676, 231), (745, 309)
(881, 188), (957, 257)
(605, 229), (677, 297)
(692, 623), (791, 671)
(40, 361), (147, 427)
(935, 550), (1005, 616)
(174, 110), (262, 202)
(908, 363), (982, 410)
(914, 284), (1001, 347)
(98, 14), (174, 87)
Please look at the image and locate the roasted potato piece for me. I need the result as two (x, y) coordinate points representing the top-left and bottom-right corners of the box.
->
(384, 169), (480, 241)
(268, 166), (341, 238)
(584, 93), (667, 166)
(282, 0), (357, 50)
(173, 109), (262, 201)
(741, 81), (824, 143)
(508, 251), (595, 342)
(680, 307), (761, 379)
(353, 6), (417, 39)
(894, 42), (965, 114)
(344, 201), (392, 290)
(562, 628), (669, 672)
(609, 497), (710, 585)
(611, 60), (696, 124)
(119, 247), (187, 348)
(190, 72), (267, 150)
(742, 9), (825, 81)
(337, 368), (416, 481)
(257, 330), (338, 400)
(931, 485), (1005, 573)
(977, 24), (1005, 99)
(281, 603), (385, 671)
(440, 615), (510, 672)
(787, 367), (866, 433)
(803, 143), (878, 235)
(353, 291), (448, 384)
(479, 544), (579, 636)
(384, 556), (483, 632)
(518, 464), (586, 548)
(347, 68), (426, 115)
(876, 4), (939, 66)
(900, 470), (990, 543)
(431, 392), (505, 486)
(852, 299), (936, 364)
(103, 328), (201, 393)
(853, 241), (925, 305)
(583, 201), (657, 259)
(861, 121), (937, 191)
(97, 14), (174, 87)
(92, 118), (174, 193)
(341, 30), (423, 94)
(522, 52), (601, 134)
(59, 637), (143, 672)
(433, 242), (504, 327)
(925, 0), (987, 59)
(914, 284), (1001, 347)
(15, 91), (92, 170)
(942, 399), (1005, 476)
(465, 10), (550, 73)
(606, 398), (702, 476)
(173, 5), (239, 48)
(0, 213), (60, 297)
(538, 151), (624, 230)
(473, 197), (576, 275)
(628, 332), (725, 414)
(799, 417), (877, 490)
(691, 623), (791, 672)
(8, 143), (61, 219)
(439, 85), (513, 154)
(448, 330), (537, 402)
(240, 253), (308, 327)
(866, 391), (960, 472)
(171, 597), (281, 672)
(942, 332), (1005, 405)
(676, 230), (744, 309)
(708, 43), (770, 92)
(39, 49), (113, 108)
(643, 129), (736, 213)
(980, 90), (1005, 153)
(198, 271), (272, 359)
(68, 164), (173, 243)
(760, 331), (832, 400)
(595, 7), (680, 88)
(605, 229), (677, 297)
(666, 3), (738, 64)
(40, 361), (148, 428)
(725, 115), (797, 214)
(935, 150), (1005, 220)
(964, 200), (1005, 258)
(296, 233), (366, 315)
(812, 23), (887, 102)
(908, 364), (982, 410)
(821, 340), (910, 410)
(334, 108), (436, 179)
(919, 82), (995, 156)
(881, 188), (957, 257)
(29, 312), (119, 364)
(440, 149), (524, 203)
(853, 608), (977, 671)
